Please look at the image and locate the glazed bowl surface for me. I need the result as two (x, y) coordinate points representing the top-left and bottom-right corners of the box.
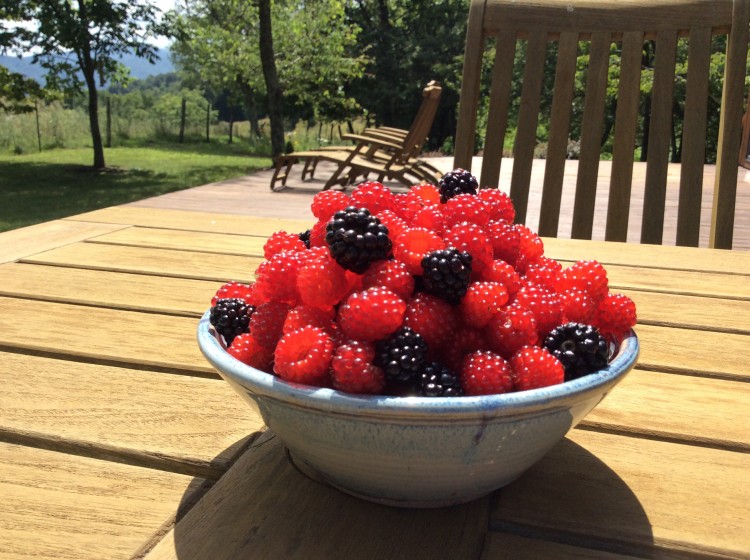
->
(197, 311), (639, 508)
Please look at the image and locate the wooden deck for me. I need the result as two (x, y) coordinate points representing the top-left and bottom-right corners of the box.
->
(128, 156), (750, 250)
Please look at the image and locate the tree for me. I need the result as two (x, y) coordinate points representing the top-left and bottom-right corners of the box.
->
(1, 0), (162, 169)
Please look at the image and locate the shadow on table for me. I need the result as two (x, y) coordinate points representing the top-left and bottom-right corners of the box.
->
(165, 431), (652, 560)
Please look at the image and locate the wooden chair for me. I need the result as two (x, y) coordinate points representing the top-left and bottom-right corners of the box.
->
(454, 0), (749, 249)
(271, 82), (443, 191)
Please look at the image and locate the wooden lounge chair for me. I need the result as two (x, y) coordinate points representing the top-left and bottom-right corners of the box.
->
(454, 0), (749, 249)
(270, 82), (444, 191)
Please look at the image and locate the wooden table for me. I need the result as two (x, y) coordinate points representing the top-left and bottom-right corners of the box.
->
(1, 205), (748, 559)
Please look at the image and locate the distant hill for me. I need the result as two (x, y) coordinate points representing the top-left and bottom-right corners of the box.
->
(0, 47), (174, 84)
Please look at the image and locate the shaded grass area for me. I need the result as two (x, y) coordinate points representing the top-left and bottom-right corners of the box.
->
(0, 144), (271, 232)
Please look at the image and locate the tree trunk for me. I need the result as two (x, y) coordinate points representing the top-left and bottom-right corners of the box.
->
(229, 107), (234, 144)
(257, 0), (285, 159)
(206, 101), (211, 142)
(106, 96), (112, 148)
(179, 97), (186, 143)
(83, 68), (105, 169)
(237, 77), (261, 138)
(35, 100), (42, 152)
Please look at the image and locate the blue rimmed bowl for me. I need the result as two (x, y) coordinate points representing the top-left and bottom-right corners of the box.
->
(197, 311), (639, 508)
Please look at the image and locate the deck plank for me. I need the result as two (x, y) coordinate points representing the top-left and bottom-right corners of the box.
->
(0, 442), (205, 560)
(0, 352), (264, 479)
(490, 430), (750, 559)
(482, 533), (642, 559)
(143, 432), (489, 560)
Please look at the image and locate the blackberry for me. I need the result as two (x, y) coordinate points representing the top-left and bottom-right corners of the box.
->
(374, 326), (428, 384)
(209, 298), (254, 346)
(325, 206), (392, 273)
(418, 362), (464, 397)
(543, 322), (609, 381)
(298, 229), (311, 249)
(420, 248), (473, 304)
(438, 168), (478, 203)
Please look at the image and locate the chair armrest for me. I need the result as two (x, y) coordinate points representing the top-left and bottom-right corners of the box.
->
(341, 133), (404, 152)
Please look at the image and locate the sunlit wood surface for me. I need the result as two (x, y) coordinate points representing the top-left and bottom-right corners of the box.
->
(0, 173), (748, 558)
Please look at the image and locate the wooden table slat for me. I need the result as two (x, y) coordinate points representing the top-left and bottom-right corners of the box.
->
(490, 429), (750, 559)
(0, 351), (264, 479)
(143, 432), (489, 560)
(482, 532), (642, 559)
(0, 442), (205, 560)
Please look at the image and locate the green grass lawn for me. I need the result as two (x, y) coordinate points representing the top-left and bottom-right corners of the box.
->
(0, 142), (272, 232)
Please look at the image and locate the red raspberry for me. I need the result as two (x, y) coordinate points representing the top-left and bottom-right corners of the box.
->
(274, 326), (334, 386)
(361, 259), (415, 301)
(594, 292), (637, 340)
(331, 340), (385, 394)
(560, 289), (596, 324)
(515, 224), (545, 272)
(510, 346), (564, 391)
(480, 259), (522, 296)
(484, 303), (538, 358)
(514, 283), (565, 337)
(296, 253), (350, 308)
(478, 189), (515, 222)
(461, 350), (514, 395)
(349, 181), (395, 215)
(486, 220), (520, 266)
(283, 304), (336, 335)
(376, 209), (408, 241)
(392, 227), (444, 275)
(253, 251), (303, 305)
(408, 183), (441, 206)
(337, 287), (406, 341)
(555, 260), (609, 303)
(211, 281), (257, 306)
(309, 219), (329, 248)
(524, 256), (562, 291)
(460, 281), (509, 328)
(438, 327), (488, 372)
(410, 205), (446, 235)
(444, 222), (493, 275)
(403, 292), (457, 352)
(263, 231), (307, 259)
(311, 190), (349, 221)
(249, 301), (291, 348)
(391, 192), (422, 221)
(227, 333), (274, 372)
(442, 194), (491, 229)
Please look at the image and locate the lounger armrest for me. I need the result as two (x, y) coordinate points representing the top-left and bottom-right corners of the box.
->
(341, 133), (403, 152)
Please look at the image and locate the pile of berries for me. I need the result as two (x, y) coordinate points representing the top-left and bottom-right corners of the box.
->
(209, 170), (637, 397)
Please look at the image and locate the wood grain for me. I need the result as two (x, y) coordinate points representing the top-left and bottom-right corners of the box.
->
(0, 297), (214, 375)
(482, 532), (642, 560)
(88, 226), (269, 256)
(0, 352), (264, 478)
(21, 242), (262, 284)
(0, 220), (128, 264)
(69, 206), (313, 237)
(491, 429), (750, 558)
(582, 369), (750, 451)
(0, 442), (205, 560)
(0, 263), (218, 316)
(144, 432), (489, 560)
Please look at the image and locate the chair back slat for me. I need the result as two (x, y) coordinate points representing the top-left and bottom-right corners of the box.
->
(606, 31), (644, 242)
(571, 32), (611, 239)
(641, 30), (678, 244)
(456, 0), (749, 248)
(676, 27), (712, 246)
(711, 0), (750, 248)
(399, 83), (442, 163)
(538, 32), (578, 237)
(510, 32), (548, 224)
(479, 28), (517, 190)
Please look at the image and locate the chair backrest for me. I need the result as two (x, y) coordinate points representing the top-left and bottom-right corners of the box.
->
(398, 81), (443, 163)
(454, 0), (749, 249)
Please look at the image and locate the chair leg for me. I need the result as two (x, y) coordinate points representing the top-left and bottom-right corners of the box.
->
(270, 156), (296, 191)
(302, 158), (317, 181)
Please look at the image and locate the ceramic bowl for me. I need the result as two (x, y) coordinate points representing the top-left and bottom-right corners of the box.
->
(197, 311), (639, 508)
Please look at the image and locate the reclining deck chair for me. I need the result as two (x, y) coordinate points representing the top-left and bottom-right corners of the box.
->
(270, 82), (444, 191)
(454, 0), (749, 249)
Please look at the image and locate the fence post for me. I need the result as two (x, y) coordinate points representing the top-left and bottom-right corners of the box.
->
(179, 97), (186, 143)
